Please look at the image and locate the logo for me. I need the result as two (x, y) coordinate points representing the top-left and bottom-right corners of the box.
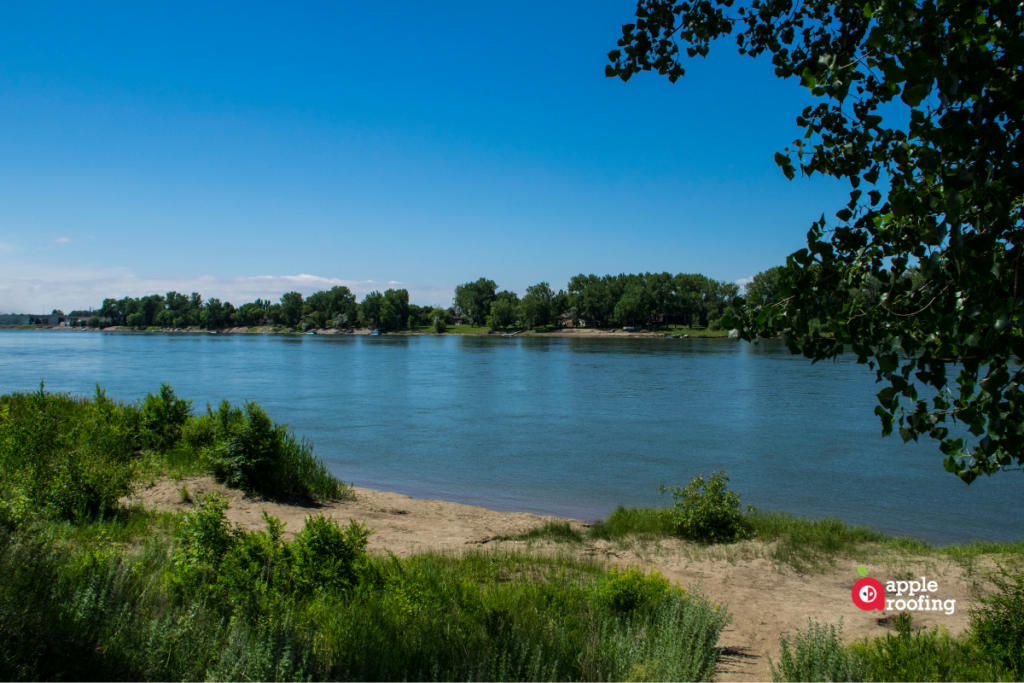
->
(851, 566), (885, 611)
(849, 566), (957, 615)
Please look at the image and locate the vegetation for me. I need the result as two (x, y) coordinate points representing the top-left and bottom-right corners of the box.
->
(772, 601), (1023, 682)
(659, 470), (753, 544)
(609, 0), (1024, 483)
(0, 385), (731, 682)
(80, 270), (742, 334)
(0, 383), (349, 521)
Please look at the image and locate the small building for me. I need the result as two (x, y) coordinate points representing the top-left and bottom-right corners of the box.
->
(445, 314), (465, 326)
(558, 312), (587, 328)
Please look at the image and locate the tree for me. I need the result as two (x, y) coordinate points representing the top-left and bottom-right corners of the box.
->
(743, 267), (785, 307)
(613, 282), (651, 326)
(280, 292), (304, 328)
(608, 0), (1024, 481)
(453, 278), (498, 326)
(359, 291), (383, 329)
(430, 308), (448, 333)
(487, 298), (518, 330)
(380, 289), (410, 332)
(519, 282), (555, 329)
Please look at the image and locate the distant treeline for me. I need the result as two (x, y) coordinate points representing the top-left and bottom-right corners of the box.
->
(87, 270), (769, 332)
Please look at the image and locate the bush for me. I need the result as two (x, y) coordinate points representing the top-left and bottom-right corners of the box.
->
(771, 619), (866, 682)
(291, 515), (372, 594)
(213, 401), (347, 502)
(659, 471), (752, 543)
(141, 383), (192, 451)
(971, 565), (1024, 678)
(599, 566), (681, 614)
(0, 386), (143, 523)
(851, 612), (1006, 681)
(86, 316), (100, 328)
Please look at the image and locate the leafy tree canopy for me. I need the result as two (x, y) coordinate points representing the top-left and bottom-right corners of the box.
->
(608, 0), (1024, 481)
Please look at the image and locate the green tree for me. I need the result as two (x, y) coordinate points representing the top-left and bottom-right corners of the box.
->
(453, 278), (498, 326)
(613, 282), (651, 326)
(609, 0), (1024, 481)
(519, 282), (555, 329)
(279, 292), (304, 328)
(743, 267), (785, 307)
(430, 307), (448, 333)
(359, 291), (383, 329)
(487, 297), (518, 330)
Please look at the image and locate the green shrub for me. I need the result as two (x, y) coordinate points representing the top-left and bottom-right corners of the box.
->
(86, 315), (100, 328)
(291, 515), (372, 595)
(771, 619), (866, 682)
(851, 613), (1006, 682)
(0, 386), (143, 523)
(141, 383), (192, 451)
(971, 565), (1024, 678)
(599, 566), (681, 614)
(659, 471), (752, 543)
(213, 401), (348, 501)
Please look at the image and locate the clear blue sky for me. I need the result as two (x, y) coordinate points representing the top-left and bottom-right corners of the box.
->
(0, 0), (849, 311)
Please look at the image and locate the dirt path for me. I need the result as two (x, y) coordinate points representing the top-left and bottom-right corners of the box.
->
(132, 476), (983, 682)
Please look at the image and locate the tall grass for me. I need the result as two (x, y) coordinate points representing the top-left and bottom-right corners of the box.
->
(0, 503), (730, 681)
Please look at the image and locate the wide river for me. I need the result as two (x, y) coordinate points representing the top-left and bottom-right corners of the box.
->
(2, 330), (1020, 544)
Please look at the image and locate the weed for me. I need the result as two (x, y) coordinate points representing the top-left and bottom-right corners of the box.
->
(770, 619), (867, 682)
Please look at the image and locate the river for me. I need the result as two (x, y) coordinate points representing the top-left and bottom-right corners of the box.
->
(2, 330), (1019, 544)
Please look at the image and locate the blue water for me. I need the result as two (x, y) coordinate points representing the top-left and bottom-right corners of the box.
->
(1, 330), (1020, 544)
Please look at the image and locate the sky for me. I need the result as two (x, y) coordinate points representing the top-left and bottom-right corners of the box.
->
(0, 1), (851, 312)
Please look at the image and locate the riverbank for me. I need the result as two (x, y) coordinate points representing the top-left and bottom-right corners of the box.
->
(2, 324), (732, 338)
(132, 474), (1011, 682)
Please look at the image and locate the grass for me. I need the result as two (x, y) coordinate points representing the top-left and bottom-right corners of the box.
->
(506, 504), (1024, 574)
(0, 503), (730, 681)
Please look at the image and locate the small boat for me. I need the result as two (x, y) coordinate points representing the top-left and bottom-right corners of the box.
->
(370, 330), (381, 336)
(666, 334), (681, 339)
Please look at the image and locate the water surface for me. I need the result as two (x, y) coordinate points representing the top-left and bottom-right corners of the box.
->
(1, 330), (1019, 544)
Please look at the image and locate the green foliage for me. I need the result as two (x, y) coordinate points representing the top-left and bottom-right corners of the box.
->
(0, 386), (143, 524)
(746, 511), (886, 571)
(498, 520), (585, 543)
(970, 565), (1024, 678)
(0, 510), (730, 682)
(280, 291), (304, 328)
(430, 307), (448, 333)
(587, 506), (677, 542)
(487, 296), (518, 330)
(291, 515), (372, 594)
(213, 400), (348, 502)
(851, 615), (1007, 681)
(610, 0), (1024, 482)
(771, 620), (866, 682)
(86, 315), (100, 328)
(140, 383), (192, 451)
(659, 471), (752, 544)
(599, 566), (681, 614)
(453, 277), (498, 326)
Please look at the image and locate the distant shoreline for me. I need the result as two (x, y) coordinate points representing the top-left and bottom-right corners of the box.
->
(0, 325), (733, 339)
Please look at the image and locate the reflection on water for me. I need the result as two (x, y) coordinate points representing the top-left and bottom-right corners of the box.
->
(1, 331), (1020, 543)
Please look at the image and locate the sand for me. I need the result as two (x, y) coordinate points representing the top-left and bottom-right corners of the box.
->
(132, 476), (986, 681)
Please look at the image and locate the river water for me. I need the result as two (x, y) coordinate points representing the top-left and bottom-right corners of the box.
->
(1, 330), (1019, 544)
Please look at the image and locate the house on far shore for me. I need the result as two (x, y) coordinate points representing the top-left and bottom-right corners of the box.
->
(558, 312), (587, 328)
(445, 314), (465, 326)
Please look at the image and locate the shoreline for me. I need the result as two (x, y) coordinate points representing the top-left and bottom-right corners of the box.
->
(1, 325), (733, 339)
(133, 475), (993, 683)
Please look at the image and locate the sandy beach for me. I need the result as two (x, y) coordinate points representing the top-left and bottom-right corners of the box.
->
(132, 476), (986, 682)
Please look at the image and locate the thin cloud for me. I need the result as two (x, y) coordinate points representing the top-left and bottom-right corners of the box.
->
(55, 237), (69, 245)
(734, 276), (754, 290)
(0, 263), (455, 313)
